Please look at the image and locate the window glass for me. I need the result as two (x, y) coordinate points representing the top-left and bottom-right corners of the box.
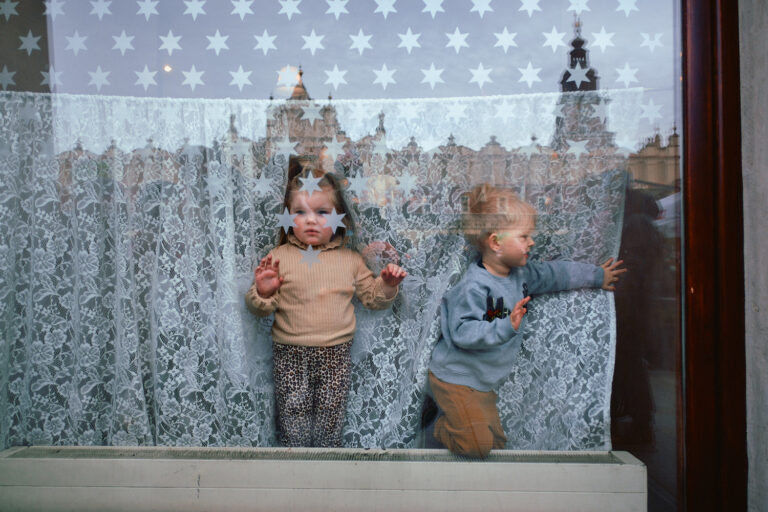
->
(0, 1), (680, 510)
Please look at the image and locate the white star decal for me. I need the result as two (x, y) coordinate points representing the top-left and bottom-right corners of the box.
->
(565, 139), (589, 157)
(470, 0), (493, 18)
(615, 62), (639, 87)
(299, 174), (323, 195)
(542, 26), (566, 53)
(278, 0), (301, 20)
(251, 174), (273, 197)
(322, 209), (346, 233)
(421, 63), (445, 90)
(0, 0), (17, 20)
(397, 173), (418, 195)
(616, 0), (638, 17)
(40, 66), (63, 88)
(181, 65), (205, 91)
(446, 102), (467, 122)
(567, 0), (589, 15)
(159, 30), (182, 56)
(346, 175), (369, 195)
(112, 30), (135, 55)
(422, 0), (444, 18)
(43, 0), (65, 19)
(518, 61), (541, 88)
(516, 142), (541, 157)
(206, 30), (229, 55)
(299, 246), (322, 269)
(231, 0), (254, 20)
(273, 136), (298, 158)
(229, 65), (252, 91)
(136, 0), (159, 20)
(640, 99), (662, 123)
(518, 0), (541, 17)
(398, 102), (421, 122)
(0, 65), (15, 90)
(301, 29), (325, 56)
(88, 66), (110, 91)
(326, 0), (348, 19)
(372, 64), (396, 90)
(398, 27), (421, 54)
(324, 64), (347, 90)
(276, 65), (299, 87)
(275, 208), (298, 232)
(90, 0), (111, 20)
(446, 27), (469, 54)
(323, 136), (346, 161)
(640, 33), (663, 52)
(374, 0), (396, 19)
(135, 65), (157, 91)
(591, 99), (609, 124)
(300, 104), (324, 124)
(183, 0), (206, 20)
(349, 29), (372, 55)
(591, 26), (615, 52)
(19, 30), (41, 56)
(494, 27), (517, 53)
(371, 138), (389, 157)
(567, 65), (590, 88)
(65, 31), (88, 56)
(469, 63), (493, 89)
(254, 30), (277, 55)
(494, 101), (517, 121)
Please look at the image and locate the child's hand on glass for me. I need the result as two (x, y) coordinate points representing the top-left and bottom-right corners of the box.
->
(600, 258), (627, 291)
(254, 255), (284, 298)
(510, 296), (531, 330)
(380, 263), (407, 297)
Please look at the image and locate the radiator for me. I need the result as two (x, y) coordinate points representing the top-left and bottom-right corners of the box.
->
(0, 446), (646, 511)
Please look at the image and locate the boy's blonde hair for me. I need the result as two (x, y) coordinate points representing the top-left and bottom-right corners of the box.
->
(462, 184), (537, 249)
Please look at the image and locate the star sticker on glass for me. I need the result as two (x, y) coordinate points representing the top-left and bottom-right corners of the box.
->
(159, 30), (182, 56)
(422, 0), (444, 18)
(0, 66), (15, 90)
(346, 175), (369, 196)
(469, 63), (493, 89)
(19, 30), (41, 56)
(88, 66), (110, 91)
(640, 99), (662, 123)
(299, 245), (322, 269)
(567, 0), (590, 15)
(349, 29), (373, 55)
(90, 0), (112, 20)
(640, 33), (663, 52)
(615, 62), (639, 87)
(40, 66), (63, 88)
(591, 26), (615, 52)
(301, 29), (324, 56)
(518, 61), (541, 88)
(277, 65), (299, 86)
(254, 29), (277, 55)
(299, 174), (323, 195)
(372, 64), (396, 90)
(323, 136), (346, 161)
(326, 0), (348, 19)
(398, 28), (421, 54)
(446, 27), (469, 54)
(373, 0), (396, 19)
(112, 30), (135, 55)
(252, 174), (272, 196)
(232, 0), (254, 20)
(273, 136), (298, 158)
(494, 27), (517, 53)
(616, 0), (638, 17)
(518, 0), (541, 17)
(275, 208), (297, 233)
(322, 209), (346, 233)
(206, 30), (229, 55)
(324, 64), (347, 90)
(542, 26), (566, 53)
(300, 104), (324, 124)
(567, 65), (590, 88)
(183, 0), (206, 20)
(65, 30), (88, 56)
(421, 63), (444, 90)
(229, 66), (252, 91)
(470, 0), (493, 18)
(43, 0), (65, 19)
(182, 65), (205, 91)
(397, 173), (418, 195)
(135, 66), (157, 91)
(136, 0), (159, 20)
(565, 139), (589, 158)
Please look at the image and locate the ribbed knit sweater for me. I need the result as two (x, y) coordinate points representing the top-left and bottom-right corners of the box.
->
(245, 234), (397, 347)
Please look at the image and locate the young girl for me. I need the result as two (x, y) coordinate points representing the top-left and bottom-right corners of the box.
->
(245, 166), (407, 447)
(427, 184), (626, 458)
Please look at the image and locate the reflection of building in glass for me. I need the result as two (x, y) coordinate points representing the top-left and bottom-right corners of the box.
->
(627, 130), (681, 196)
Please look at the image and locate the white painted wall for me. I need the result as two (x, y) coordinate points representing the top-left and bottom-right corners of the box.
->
(739, 1), (768, 511)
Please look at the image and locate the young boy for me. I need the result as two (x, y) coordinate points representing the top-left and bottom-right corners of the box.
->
(427, 184), (626, 458)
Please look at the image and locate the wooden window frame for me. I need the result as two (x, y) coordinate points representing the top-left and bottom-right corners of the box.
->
(682, 0), (746, 510)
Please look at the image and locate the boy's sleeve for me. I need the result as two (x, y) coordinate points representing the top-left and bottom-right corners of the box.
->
(442, 286), (519, 350)
(522, 260), (604, 295)
(353, 255), (397, 310)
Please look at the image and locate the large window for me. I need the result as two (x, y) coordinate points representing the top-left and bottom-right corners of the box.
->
(0, 1), (697, 510)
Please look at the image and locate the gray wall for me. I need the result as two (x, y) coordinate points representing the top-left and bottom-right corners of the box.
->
(739, 1), (768, 511)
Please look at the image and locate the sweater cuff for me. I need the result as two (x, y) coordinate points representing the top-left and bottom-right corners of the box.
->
(370, 277), (398, 309)
(245, 282), (278, 316)
(592, 266), (605, 288)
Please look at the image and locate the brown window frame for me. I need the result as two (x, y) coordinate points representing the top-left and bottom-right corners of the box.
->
(682, 1), (746, 510)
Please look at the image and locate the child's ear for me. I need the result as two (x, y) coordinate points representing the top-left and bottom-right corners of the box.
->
(487, 232), (501, 251)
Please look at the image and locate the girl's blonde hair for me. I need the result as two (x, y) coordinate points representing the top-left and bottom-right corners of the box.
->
(278, 158), (354, 245)
(462, 184), (537, 249)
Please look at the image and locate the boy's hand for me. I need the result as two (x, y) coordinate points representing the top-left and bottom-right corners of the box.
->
(510, 296), (531, 331)
(380, 263), (407, 298)
(254, 255), (284, 298)
(600, 258), (627, 291)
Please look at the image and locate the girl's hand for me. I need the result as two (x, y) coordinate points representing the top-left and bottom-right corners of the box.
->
(380, 263), (407, 288)
(510, 296), (531, 331)
(254, 255), (284, 298)
(600, 258), (627, 291)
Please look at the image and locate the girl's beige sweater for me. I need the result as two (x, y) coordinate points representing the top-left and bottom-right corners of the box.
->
(245, 235), (397, 347)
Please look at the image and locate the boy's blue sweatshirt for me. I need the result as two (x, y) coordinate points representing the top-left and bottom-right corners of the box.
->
(429, 260), (604, 392)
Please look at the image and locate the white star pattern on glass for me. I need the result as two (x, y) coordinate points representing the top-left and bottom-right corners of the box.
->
(542, 26), (566, 53)
(421, 63), (444, 90)
(567, 65), (590, 88)
(136, 0), (159, 21)
(112, 31), (135, 55)
(349, 29), (372, 55)
(398, 28), (421, 54)
(301, 30), (325, 56)
(275, 208), (298, 233)
(206, 30), (229, 55)
(19, 30), (41, 56)
(278, 0), (301, 20)
(640, 99), (662, 123)
(0, 66), (15, 90)
(326, 0), (348, 19)
(565, 139), (589, 157)
(183, 0), (206, 20)
(346, 175), (369, 196)
(159, 30), (182, 56)
(568, 0), (590, 15)
(135, 65), (157, 91)
(229, 66), (252, 91)
(90, 0), (112, 20)
(299, 174), (323, 196)
(422, 0), (444, 18)
(182, 65), (204, 91)
(373, 0), (396, 19)
(470, 0), (493, 18)
(65, 31), (88, 56)
(469, 63), (493, 89)
(300, 104), (324, 124)
(324, 65), (347, 90)
(591, 27), (615, 52)
(254, 30), (277, 55)
(231, 0), (254, 20)
(640, 33), (663, 52)
(40, 66), (63, 88)
(88, 66), (110, 91)
(518, 0), (541, 17)
(372, 64), (396, 90)
(615, 62), (639, 87)
(251, 174), (272, 197)
(323, 137), (346, 161)
(299, 245), (321, 269)
(494, 27), (517, 53)
(616, 0), (638, 17)
(322, 209), (346, 233)
(43, 0), (64, 19)
(446, 27), (469, 54)
(518, 61), (541, 88)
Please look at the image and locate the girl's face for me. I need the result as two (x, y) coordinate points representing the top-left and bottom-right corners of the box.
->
(288, 188), (337, 247)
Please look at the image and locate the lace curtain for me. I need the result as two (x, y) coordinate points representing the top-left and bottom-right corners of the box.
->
(0, 91), (631, 450)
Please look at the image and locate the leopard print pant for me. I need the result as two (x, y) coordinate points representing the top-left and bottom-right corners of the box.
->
(272, 340), (352, 447)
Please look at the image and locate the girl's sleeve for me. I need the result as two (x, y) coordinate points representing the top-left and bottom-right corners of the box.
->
(522, 260), (604, 295)
(442, 286), (519, 350)
(244, 281), (279, 316)
(353, 255), (397, 310)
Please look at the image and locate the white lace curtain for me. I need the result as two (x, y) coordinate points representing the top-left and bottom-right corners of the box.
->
(0, 91), (628, 450)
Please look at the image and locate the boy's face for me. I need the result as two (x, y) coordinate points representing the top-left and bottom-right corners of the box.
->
(493, 218), (535, 269)
(289, 188), (336, 247)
